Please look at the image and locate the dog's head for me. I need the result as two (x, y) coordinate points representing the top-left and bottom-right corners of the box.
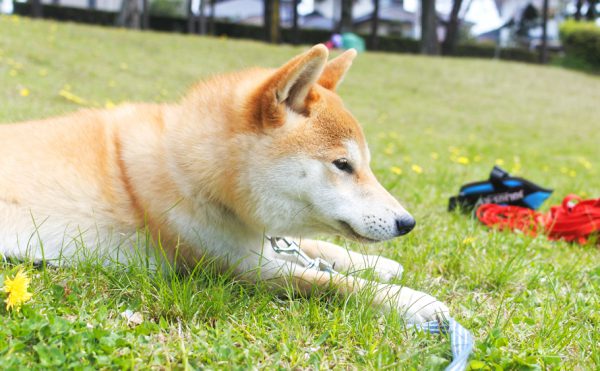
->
(236, 45), (415, 242)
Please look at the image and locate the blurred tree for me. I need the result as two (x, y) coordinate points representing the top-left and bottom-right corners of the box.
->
(575, 0), (583, 20)
(574, 0), (597, 20)
(186, 0), (196, 33)
(30, 0), (42, 17)
(339, 0), (353, 32)
(151, 0), (185, 17)
(292, 0), (300, 44)
(441, 0), (462, 55)
(586, 0), (597, 20)
(370, 0), (380, 49)
(540, 0), (549, 63)
(185, 0), (205, 34)
(421, 0), (439, 55)
(516, 4), (539, 37)
(117, 0), (142, 28)
(142, 0), (149, 29)
(208, 0), (216, 35)
(199, 0), (207, 34)
(264, 0), (280, 43)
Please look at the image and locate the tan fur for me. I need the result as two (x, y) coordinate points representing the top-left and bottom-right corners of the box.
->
(0, 45), (448, 323)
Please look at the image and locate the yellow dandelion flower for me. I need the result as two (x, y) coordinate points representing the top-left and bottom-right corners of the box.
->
(430, 152), (439, 160)
(542, 165), (549, 172)
(577, 157), (592, 170)
(457, 156), (470, 165)
(19, 88), (29, 97)
(411, 164), (423, 174)
(384, 145), (394, 156)
(390, 166), (402, 175)
(3, 268), (33, 311)
(495, 158), (505, 166)
(569, 170), (577, 177)
(105, 100), (115, 109)
(462, 236), (477, 245)
(9, 69), (17, 77)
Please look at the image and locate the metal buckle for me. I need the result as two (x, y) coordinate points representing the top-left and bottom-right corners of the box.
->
(266, 235), (336, 274)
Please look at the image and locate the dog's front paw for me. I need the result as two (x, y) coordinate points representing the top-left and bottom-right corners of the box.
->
(389, 286), (450, 324)
(364, 255), (403, 282)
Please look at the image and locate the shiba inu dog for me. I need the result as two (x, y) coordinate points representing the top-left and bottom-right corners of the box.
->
(0, 45), (448, 323)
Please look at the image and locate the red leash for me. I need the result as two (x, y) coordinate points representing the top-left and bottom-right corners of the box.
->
(476, 195), (600, 244)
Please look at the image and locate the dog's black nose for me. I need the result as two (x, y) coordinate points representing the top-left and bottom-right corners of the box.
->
(395, 215), (416, 236)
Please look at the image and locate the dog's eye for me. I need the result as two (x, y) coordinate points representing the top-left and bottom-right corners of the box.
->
(333, 158), (353, 174)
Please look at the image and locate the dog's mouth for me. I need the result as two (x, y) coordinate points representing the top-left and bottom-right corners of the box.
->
(336, 220), (379, 243)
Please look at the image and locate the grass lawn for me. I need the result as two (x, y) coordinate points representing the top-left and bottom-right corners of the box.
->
(1, 15), (599, 369)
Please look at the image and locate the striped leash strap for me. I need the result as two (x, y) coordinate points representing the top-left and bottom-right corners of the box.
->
(268, 236), (474, 370)
(415, 318), (475, 371)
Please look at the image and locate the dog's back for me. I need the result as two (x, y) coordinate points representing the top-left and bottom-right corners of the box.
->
(0, 105), (166, 260)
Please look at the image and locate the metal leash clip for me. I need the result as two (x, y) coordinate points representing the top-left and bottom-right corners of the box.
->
(266, 236), (337, 274)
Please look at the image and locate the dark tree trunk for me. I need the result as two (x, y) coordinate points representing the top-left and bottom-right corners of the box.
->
(264, 0), (280, 43)
(575, 0), (583, 20)
(208, 0), (216, 35)
(441, 0), (463, 55)
(420, 0), (439, 55)
(539, 0), (549, 63)
(370, 0), (380, 49)
(264, 0), (271, 41)
(292, 0), (300, 44)
(199, 0), (207, 34)
(142, 0), (149, 30)
(586, 0), (597, 20)
(31, 0), (42, 18)
(187, 0), (196, 34)
(339, 0), (353, 33)
(117, 0), (142, 28)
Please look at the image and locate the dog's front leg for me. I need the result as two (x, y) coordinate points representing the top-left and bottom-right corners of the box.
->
(237, 253), (448, 324)
(295, 239), (404, 282)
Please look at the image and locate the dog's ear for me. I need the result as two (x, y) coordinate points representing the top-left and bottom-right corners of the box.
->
(318, 48), (357, 91)
(254, 44), (328, 127)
